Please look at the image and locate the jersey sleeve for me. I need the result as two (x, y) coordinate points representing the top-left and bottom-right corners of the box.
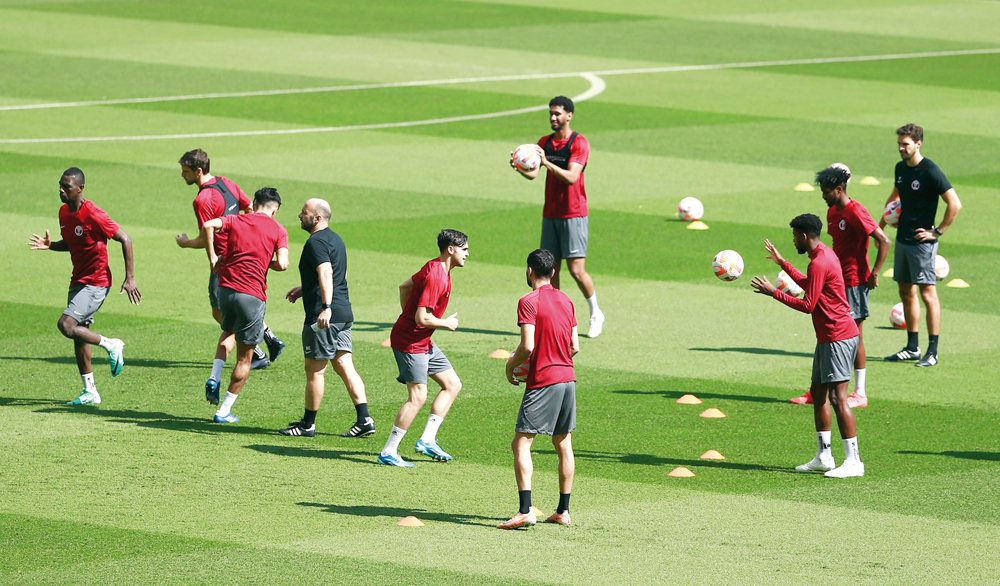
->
(91, 206), (120, 239)
(193, 190), (219, 226)
(929, 165), (953, 195)
(775, 260), (822, 314)
(852, 204), (879, 236)
(517, 295), (537, 326)
(569, 135), (590, 166)
(536, 136), (547, 149)
(417, 266), (445, 310)
(276, 225), (289, 251)
(219, 214), (235, 233)
(780, 259), (808, 287)
(229, 179), (253, 211)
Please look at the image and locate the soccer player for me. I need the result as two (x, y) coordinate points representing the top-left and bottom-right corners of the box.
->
(499, 249), (580, 530)
(201, 187), (288, 423)
(378, 230), (468, 467)
(879, 124), (962, 367)
(175, 149), (285, 393)
(29, 168), (141, 405)
(790, 164), (891, 408)
(281, 198), (374, 438)
(751, 214), (864, 478)
(512, 96), (605, 338)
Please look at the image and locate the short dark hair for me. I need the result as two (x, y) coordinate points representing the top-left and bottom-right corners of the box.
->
(549, 96), (574, 113)
(816, 164), (851, 192)
(527, 249), (555, 278)
(790, 213), (823, 237)
(178, 149), (210, 173)
(897, 123), (923, 143)
(438, 229), (467, 252)
(62, 167), (85, 184)
(254, 187), (281, 207)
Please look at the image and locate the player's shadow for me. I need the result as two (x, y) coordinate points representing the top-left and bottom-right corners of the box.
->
(690, 347), (813, 358)
(245, 444), (374, 465)
(612, 389), (786, 404)
(297, 501), (499, 527)
(0, 397), (66, 407)
(557, 449), (793, 473)
(0, 355), (207, 369)
(898, 450), (1000, 461)
(32, 406), (276, 436)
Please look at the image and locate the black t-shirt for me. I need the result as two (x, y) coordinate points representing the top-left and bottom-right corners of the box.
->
(299, 228), (353, 324)
(895, 158), (952, 245)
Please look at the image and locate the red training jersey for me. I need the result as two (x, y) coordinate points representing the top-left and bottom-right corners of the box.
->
(537, 133), (589, 219)
(391, 259), (451, 354)
(193, 177), (252, 257)
(216, 213), (288, 301)
(517, 284), (577, 389)
(774, 243), (859, 344)
(827, 200), (879, 287)
(59, 200), (120, 287)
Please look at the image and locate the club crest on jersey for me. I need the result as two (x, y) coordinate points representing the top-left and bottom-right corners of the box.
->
(911, 180), (920, 190)
(839, 220), (846, 231)
(75, 226), (83, 236)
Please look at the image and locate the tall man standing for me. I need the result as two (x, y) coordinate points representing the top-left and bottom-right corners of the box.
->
(202, 187), (288, 423)
(879, 124), (962, 367)
(29, 168), (142, 405)
(790, 164), (891, 408)
(281, 198), (374, 438)
(751, 214), (864, 478)
(513, 96), (605, 338)
(499, 249), (580, 530)
(378, 230), (468, 467)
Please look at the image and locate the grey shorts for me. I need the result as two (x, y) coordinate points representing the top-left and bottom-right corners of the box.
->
(64, 284), (109, 326)
(845, 285), (870, 321)
(302, 321), (353, 360)
(894, 240), (938, 285)
(516, 381), (577, 436)
(208, 273), (221, 310)
(218, 286), (266, 346)
(541, 216), (588, 260)
(393, 344), (453, 385)
(812, 336), (859, 385)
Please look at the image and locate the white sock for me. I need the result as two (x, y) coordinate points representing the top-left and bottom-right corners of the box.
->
(210, 359), (225, 382)
(98, 336), (113, 351)
(816, 431), (833, 460)
(854, 368), (866, 397)
(843, 436), (860, 463)
(586, 293), (601, 316)
(216, 392), (238, 417)
(382, 425), (407, 456)
(81, 373), (97, 393)
(421, 414), (444, 443)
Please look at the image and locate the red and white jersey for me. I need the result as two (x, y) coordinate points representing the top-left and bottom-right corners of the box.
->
(216, 213), (288, 301)
(517, 284), (577, 389)
(391, 259), (452, 354)
(774, 243), (860, 344)
(827, 199), (879, 287)
(59, 200), (120, 287)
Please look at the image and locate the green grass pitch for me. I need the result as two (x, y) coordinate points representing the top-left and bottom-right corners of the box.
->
(2, 1), (999, 584)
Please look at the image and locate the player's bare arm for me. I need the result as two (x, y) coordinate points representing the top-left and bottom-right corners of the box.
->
(915, 188), (961, 242)
(570, 325), (580, 357)
(202, 218), (223, 268)
(507, 324), (535, 386)
(29, 229), (68, 252)
(867, 226), (892, 289)
(542, 159), (583, 186)
(316, 261), (333, 330)
(286, 286), (303, 303)
(398, 277), (414, 311)
(269, 248), (289, 272)
(112, 228), (142, 305)
(175, 231), (206, 249)
(415, 307), (459, 331)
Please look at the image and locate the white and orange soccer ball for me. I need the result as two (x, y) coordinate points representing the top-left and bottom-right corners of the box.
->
(511, 144), (541, 173)
(883, 200), (901, 228)
(712, 250), (744, 281)
(677, 197), (704, 222)
(890, 303), (906, 329)
(775, 270), (803, 297)
(508, 354), (531, 383)
(935, 255), (950, 280)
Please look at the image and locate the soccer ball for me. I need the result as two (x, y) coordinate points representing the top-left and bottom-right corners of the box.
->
(883, 200), (901, 228)
(775, 270), (803, 297)
(712, 250), (744, 281)
(508, 354), (530, 382)
(890, 303), (906, 329)
(935, 255), (949, 280)
(511, 144), (541, 173)
(677, 197), (704, 222)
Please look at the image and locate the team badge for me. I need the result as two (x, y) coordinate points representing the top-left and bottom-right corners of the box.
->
(839, 220), (846, 231)
(75, 226), (83, 236)
(911, 180), (920, 190)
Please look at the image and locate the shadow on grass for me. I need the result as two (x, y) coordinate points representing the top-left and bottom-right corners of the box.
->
(898, 450), (1000, 461)
(246, 444), (375, 465)
(0, 397), (66, 407)
(690, 347), (813, 358)
(32, 406), (276, 435)
(546, 449), (794, 473)
(612, 389), (786, 404)
(0, 355), (207, 369)
(353, 320), (516, 337)
(298, 501), (499, 527)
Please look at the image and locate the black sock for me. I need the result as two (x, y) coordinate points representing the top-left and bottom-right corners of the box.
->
(557, 493), (571, 514)
(928, 335), (939, 355)
(253, 345), (267, 360)
(302, 409), (318, 427)
(906, 331), (919, 352)
(263, 327), (278, 344)
(518, 490), (532, 515)
(355, 402), (370, 421)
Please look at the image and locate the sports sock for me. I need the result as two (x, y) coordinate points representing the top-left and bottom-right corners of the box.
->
(586, 293), (601, 316)
(421, 414), (444, 443)
(518, 490), (532, 515)
(382, 426), (406, 456)
(854, 368), (866, 397)
(302, 408), (318, 427)
(81, 372), (96, 393)
(216, 392), (238, 417)
(263, 327), (278, 344)
(253, 345), (267, 361)
(355, 402), (370, 422)
(210, 359), (225, 383)
(98, 336), (113, 351)
(906, 331), (919, 352)
(843, 436), (860, 463)
(557, 493), (571, 514)
(816, 430), (833, 459)
(928, 334), (939, 355)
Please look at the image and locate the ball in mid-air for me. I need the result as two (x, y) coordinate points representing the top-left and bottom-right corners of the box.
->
(934, 255), (949, 280)
(883, 200), (901, 228)
(712, 250), (744, 281)
(511, 144), (541, 173)
(775, 270), (803, 296)
(508, 354), (530, 382)
(890, 302), (906, 329)
(677, 197), (704, 222)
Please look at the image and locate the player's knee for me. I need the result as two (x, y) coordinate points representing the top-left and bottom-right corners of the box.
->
(57, 316), (75, 338)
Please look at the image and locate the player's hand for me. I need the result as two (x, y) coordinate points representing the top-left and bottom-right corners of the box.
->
(534, 145), (548, 167)
(506, 368), (521, 386)
(120, 278), (142, 305)
(317, 307), (331, 330)
(914, 228), (936, 242)
(867, 273), (879, 290)
(210, 255), (222, 275)
(29, 230), (51, 250)
(443, 312), (459, 331)
(286, 286), (303, 303)
(751, 275), (776, 297)
(764, 239), (785, 266)
(175, 233), (190, 247)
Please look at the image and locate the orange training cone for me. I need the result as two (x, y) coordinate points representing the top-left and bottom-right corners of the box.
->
(669, 467), (696, 477)
(531, 506), (545, 518)
(700, 408), (726, 418)
(676, 394), (702, 405)
(397, 516), (425, 527)
(381, 338), (391, 347)
(700, 450), (725, 460)
(489, 349), (512, 359)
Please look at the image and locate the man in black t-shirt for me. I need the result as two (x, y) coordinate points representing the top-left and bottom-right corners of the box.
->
(281, 198), (374, 438)
(879, 124), (962, 367)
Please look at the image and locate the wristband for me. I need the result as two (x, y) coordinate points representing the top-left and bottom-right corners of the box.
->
(932, 227), (942, 236)
(321, 303), (332, 309)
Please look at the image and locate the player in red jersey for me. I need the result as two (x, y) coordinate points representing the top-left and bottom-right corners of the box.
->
(201, 187), (289, 423)
(752, 214), (864, 478)
(499, 249), (580, 529)
(512, 96), (605, 338)
(378, 230), (468, 467)
(175, 149), (285, 403)
(789, 164), (890, 408)
(29, 168), (141, 405)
